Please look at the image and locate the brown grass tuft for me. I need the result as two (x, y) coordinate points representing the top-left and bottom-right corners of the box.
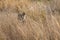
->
(0, 0), (60, 40)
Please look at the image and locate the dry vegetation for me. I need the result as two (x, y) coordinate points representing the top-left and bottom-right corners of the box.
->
(0, 0), (60, 40)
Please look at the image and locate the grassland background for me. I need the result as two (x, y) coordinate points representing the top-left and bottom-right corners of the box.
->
(0, 0), (60, 40)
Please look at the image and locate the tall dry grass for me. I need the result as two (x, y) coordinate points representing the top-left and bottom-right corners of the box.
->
(0, 0), (60, 40)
